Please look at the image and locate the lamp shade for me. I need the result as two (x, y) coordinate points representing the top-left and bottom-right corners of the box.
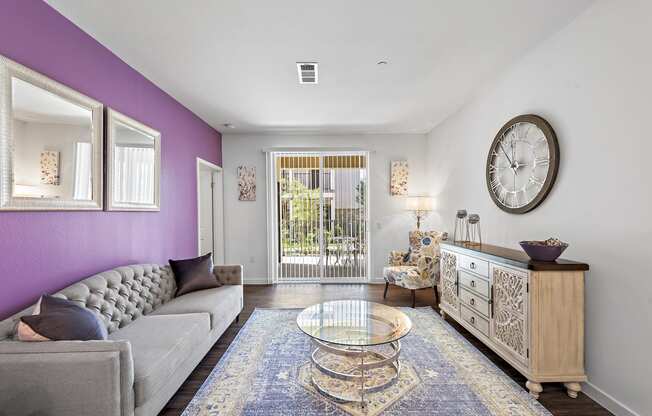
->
(405, 195), (434, 211)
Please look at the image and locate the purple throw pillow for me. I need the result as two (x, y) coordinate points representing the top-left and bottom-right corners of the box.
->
(169, 253), (221, 297)
(19, 295), (108, 341)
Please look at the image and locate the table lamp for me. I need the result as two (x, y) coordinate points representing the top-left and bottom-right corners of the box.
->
(405, 195), (434, 230)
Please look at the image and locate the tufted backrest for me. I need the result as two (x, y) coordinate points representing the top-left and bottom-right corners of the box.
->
(0, 264), (176, 339)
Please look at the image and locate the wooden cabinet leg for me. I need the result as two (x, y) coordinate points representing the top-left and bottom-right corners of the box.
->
(563, 382), (581, 399)
(383, 282), (389, 299)
(526, 381), (543, 399)
(440, 309), (447, 319)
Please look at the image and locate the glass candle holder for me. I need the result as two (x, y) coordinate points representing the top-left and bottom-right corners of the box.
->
(453, 209), (468, 243)
(466, 214), (482, 246)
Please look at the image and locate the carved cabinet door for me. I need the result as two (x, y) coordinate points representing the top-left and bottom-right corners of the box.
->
(490, 265), (529, 363)
(439, 250), (459, 316)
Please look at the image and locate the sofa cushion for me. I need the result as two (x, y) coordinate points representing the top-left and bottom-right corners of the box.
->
(150, 285), (242, 329)
(109, 313), (210, 406)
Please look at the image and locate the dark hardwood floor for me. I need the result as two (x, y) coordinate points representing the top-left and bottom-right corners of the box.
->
(160, 284), (611, 416)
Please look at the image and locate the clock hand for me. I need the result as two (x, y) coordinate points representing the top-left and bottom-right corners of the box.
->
(499, 142), (513, 166)
(511, 126), (517, 161)
(499, 142), (518, 175)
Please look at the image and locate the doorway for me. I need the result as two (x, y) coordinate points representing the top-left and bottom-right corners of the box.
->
(197, 158), (224, 264)
(266, 151), (370, 283)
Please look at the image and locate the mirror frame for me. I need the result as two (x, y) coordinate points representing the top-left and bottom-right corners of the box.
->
(105, 108), (161, 211)
(0, 55), (104, 211)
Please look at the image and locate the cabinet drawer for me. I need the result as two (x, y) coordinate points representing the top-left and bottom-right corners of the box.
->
(459, 270), (490, 298)
(461, 305), (490, 337)
(460, 288), (490, 317)
(458, 254), (488, 277)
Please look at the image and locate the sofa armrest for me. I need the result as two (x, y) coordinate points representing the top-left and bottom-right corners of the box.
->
(0, 340), (134, 416)
(213, 264), (243, 285)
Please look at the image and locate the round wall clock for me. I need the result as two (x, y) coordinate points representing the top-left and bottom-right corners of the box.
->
(486, 114), (559, 214)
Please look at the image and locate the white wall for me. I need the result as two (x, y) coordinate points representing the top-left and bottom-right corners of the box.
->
(424, 1), (651, 415)
(222, 133), (428, 283)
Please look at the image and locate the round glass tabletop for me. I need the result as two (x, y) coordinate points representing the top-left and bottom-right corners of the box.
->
(296, 300), (412, 346)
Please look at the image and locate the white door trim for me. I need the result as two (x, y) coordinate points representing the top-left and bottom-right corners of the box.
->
(265, 152), (277, 284)
(196, 158), (224, 260)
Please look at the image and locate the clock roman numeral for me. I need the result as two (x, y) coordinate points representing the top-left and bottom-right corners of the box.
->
(490, 176), (502, 191)
(534, 157), (549, 167)
(514, 190), (522, 207)
(489, 164), (509, 174)
(506, 192), (515, 208)
(529, 177), (544, 187)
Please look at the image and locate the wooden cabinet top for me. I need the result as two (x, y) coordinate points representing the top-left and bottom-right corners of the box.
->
(441, 241), (589, 272)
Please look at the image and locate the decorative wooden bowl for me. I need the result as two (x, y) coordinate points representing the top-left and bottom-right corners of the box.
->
(519, 241), (568, 262)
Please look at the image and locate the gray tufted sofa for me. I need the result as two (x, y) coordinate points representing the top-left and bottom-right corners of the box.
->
(0, 263), (244, 416)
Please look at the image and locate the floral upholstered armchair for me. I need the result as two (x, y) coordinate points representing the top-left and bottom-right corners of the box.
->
(383, 230), (448, 307)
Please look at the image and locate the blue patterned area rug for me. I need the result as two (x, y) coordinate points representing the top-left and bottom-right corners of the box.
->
(182, 307), (551, 416)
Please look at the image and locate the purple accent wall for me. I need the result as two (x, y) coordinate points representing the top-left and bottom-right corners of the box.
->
(0, 0), (222, 319)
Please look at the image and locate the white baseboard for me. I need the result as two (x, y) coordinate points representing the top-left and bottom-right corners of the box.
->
(244, 278), (385, 285)
(583, 381), (641, 416)
(243, 277), (270, 285)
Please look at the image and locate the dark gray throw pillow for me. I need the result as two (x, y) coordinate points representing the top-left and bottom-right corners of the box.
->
(169, 253), (221, 297)
(20, 295), (108, 341)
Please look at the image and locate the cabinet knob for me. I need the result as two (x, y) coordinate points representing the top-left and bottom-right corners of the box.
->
(470, 280), (476, 287)
(470, 262), (476, 269)
(470, 298), (475, 306)
(470, 316), (475, 324)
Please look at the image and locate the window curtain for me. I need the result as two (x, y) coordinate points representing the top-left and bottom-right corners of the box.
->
(114, 145), (155, 204)
(72, 142), (92, 200)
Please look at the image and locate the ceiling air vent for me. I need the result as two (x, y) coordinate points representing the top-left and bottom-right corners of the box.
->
(297, 62), (318, 84)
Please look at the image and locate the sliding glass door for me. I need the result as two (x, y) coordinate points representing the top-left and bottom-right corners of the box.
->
(269, 151), (369, 283)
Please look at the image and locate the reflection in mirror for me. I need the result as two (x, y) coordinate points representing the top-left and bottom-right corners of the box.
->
(11, 77), (93, 201)
(114, 122), (156, 205)
(107, 109), (160, 211)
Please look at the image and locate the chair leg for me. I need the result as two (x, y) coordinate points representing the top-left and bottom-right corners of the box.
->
(433, 285), (439, 307)
(383, 282), (389, 299)
(411, 290), (416, 308)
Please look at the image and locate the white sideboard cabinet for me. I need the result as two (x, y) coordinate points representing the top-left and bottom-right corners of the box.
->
(439, 241), (589, 399)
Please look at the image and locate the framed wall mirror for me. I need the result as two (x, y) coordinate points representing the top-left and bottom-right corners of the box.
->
(0, 55), (103, 210)
(106, 109), (161, 211)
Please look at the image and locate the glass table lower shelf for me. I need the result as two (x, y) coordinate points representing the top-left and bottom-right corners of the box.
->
(296, 300), (412, 406)
(308, 338), (402, 404)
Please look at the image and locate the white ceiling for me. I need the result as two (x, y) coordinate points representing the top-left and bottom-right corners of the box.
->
(46, 0), (592, 134)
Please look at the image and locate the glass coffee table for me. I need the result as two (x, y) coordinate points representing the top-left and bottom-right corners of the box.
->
(296, 300), (412, 406)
